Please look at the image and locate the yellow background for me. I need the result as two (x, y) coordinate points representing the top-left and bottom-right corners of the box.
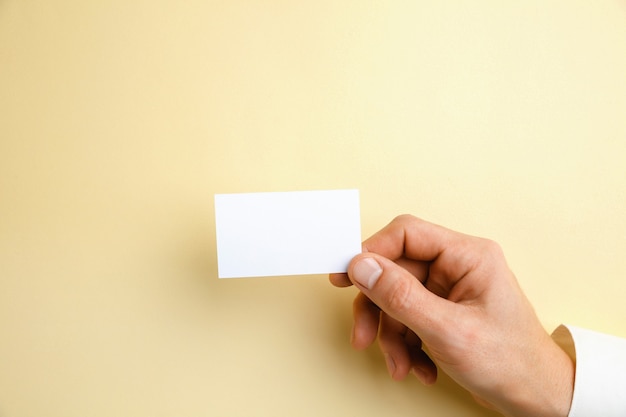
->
(1, 1), (625, 416)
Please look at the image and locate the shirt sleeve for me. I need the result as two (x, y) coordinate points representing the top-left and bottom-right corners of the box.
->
(552, 324), (626, 417)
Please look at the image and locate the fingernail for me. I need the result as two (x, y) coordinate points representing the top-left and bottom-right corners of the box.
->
(385, 353), (396, 378)
(352, 258), (382, 289)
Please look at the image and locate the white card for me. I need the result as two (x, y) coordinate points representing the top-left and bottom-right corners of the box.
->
(214, 189), (361, 278)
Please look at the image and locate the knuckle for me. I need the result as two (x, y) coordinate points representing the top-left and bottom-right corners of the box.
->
(478, 238), (506, 265)
(482, 238), (503, 255)
(393, 213), (418, 225)
(385, 277), (415, 315)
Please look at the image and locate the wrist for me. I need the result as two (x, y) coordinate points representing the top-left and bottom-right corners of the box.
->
(502, 335), (574, 417)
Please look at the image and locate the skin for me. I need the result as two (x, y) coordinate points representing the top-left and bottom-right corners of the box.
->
(329, 215), (574, 417)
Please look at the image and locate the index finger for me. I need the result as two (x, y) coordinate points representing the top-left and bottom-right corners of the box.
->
(363, 215), (459, 262)
(330, 215), (451, 288)
(329, 272), (352, 287)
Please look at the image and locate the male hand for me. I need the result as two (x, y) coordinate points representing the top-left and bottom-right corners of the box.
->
(330, 215), (574, 417)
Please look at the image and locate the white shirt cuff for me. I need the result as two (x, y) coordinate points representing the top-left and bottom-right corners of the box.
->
(552, 324), (626, 417)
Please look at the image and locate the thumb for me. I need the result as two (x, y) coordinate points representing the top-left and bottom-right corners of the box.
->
(348, 254), (449, 339)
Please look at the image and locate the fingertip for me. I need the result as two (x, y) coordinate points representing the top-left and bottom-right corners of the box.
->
(351, 329), (370, 351)
(352, 292), (380, 350)
(384, 353), (398, 380)
(352, 327), (377, 351)
(410, 348), (438, 385)
(411, 362), (438, 386)
(387, 353), (413, 381)
(329, 272), (352, 287)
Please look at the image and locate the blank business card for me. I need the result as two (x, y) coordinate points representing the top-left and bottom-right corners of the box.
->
(214, 189), (361, 278)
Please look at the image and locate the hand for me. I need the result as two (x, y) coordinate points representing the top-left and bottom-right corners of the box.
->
(330, 215), (574, 417)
